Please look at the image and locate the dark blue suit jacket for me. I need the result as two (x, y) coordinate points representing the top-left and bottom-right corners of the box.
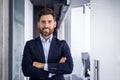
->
(22, 36), (73, 80)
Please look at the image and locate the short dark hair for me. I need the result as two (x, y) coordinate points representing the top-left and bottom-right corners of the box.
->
(38, 8), (56, 21)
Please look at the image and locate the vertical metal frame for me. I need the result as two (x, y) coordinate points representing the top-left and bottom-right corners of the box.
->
(9, 0), (13, 80)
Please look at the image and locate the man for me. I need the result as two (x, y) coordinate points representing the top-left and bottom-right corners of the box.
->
(22, 8), (73, 80)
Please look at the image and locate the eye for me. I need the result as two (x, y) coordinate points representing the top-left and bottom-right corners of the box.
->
(48, 20), (52, 24)
(41, 20), (45, 24)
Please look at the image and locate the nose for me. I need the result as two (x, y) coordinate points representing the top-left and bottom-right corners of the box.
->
(44, 22), (49, 28)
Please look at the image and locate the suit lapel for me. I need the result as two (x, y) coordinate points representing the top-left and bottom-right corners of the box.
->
(48, 37), (56, 63)
(36, 37), (45, 62)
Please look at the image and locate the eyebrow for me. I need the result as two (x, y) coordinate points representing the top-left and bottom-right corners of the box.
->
(41, 20), (53, 22)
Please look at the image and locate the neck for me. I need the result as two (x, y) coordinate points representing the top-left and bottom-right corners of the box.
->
(41, 34), (52, 41)
(43, 36), (50, 41)
(40, 34), (53, 41)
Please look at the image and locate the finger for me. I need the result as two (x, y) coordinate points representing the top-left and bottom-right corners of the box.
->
(33, 62), (37, 67)
(63, 57), (67, 61)
(59, 57), (67, 63)
(61, 57), (66, 61)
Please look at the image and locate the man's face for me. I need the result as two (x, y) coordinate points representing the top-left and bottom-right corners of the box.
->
(38, 14), (56, 37)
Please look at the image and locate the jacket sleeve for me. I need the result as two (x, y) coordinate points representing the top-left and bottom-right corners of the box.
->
(48, 41), (73, 74)
(22, 41), (49, 79)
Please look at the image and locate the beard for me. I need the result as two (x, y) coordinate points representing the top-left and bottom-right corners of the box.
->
(39, 27), (54, 37)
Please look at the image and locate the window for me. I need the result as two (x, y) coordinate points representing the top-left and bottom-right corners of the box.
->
(71, 5), (90, 78)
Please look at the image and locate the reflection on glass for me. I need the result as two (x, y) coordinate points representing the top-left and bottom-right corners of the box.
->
(71, 5), (90, 80)
(12, 0), (24, 80)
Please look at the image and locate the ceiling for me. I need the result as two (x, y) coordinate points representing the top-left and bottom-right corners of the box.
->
(30, 0), (90, 27)
(30, 0), (90, 7)
(30, 0), (66, 8)
(30, 0), (53, 8)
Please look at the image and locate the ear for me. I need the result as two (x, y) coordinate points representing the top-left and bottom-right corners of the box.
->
(54, 21), (56, 28)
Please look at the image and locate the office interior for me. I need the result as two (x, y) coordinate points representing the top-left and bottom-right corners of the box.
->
(0, 0), (120, 80)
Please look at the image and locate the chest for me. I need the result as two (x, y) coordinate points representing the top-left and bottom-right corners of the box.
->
(30, 43), (63, 63)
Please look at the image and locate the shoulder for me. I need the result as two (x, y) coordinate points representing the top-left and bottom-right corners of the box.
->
(53, 37), (70, 52)
(25, 37), (40, 46)
(53, 37), (68, 46)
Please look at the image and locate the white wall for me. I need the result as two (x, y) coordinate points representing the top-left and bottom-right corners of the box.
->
(71, 6), (90, 78)
(24, 0), (33, 80)
(91, 0), (120, 80)
(25, 0), (33, 42)
(0, 0), (9, 80)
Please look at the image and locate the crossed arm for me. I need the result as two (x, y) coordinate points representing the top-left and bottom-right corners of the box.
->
(33, 57), (67, 77)
(22, 55), (71, 79)
(33, 57), (66, 69)
(22, 41), (73, 79)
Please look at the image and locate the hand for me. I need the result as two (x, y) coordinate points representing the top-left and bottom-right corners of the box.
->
(51, 57), (66, 77)
(33, 61), (45, 69)
(52, 73), (56, 77)
(59, 57), (67, 63)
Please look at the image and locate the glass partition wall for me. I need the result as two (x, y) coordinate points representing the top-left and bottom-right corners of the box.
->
(11, 0), (24, 80)
(71, 5), (90, 80)
(58, 4), (90, 80)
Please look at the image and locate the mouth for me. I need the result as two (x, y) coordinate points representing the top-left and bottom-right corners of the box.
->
(43, 28), (49, 31)
(42, 28), (50, 33)
(42, 27), (49, 30)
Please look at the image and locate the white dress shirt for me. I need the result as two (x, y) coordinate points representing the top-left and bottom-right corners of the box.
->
(40, 34), (53, 78)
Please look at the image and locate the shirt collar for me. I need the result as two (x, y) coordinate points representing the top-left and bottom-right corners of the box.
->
(40, 34), (53, 43)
